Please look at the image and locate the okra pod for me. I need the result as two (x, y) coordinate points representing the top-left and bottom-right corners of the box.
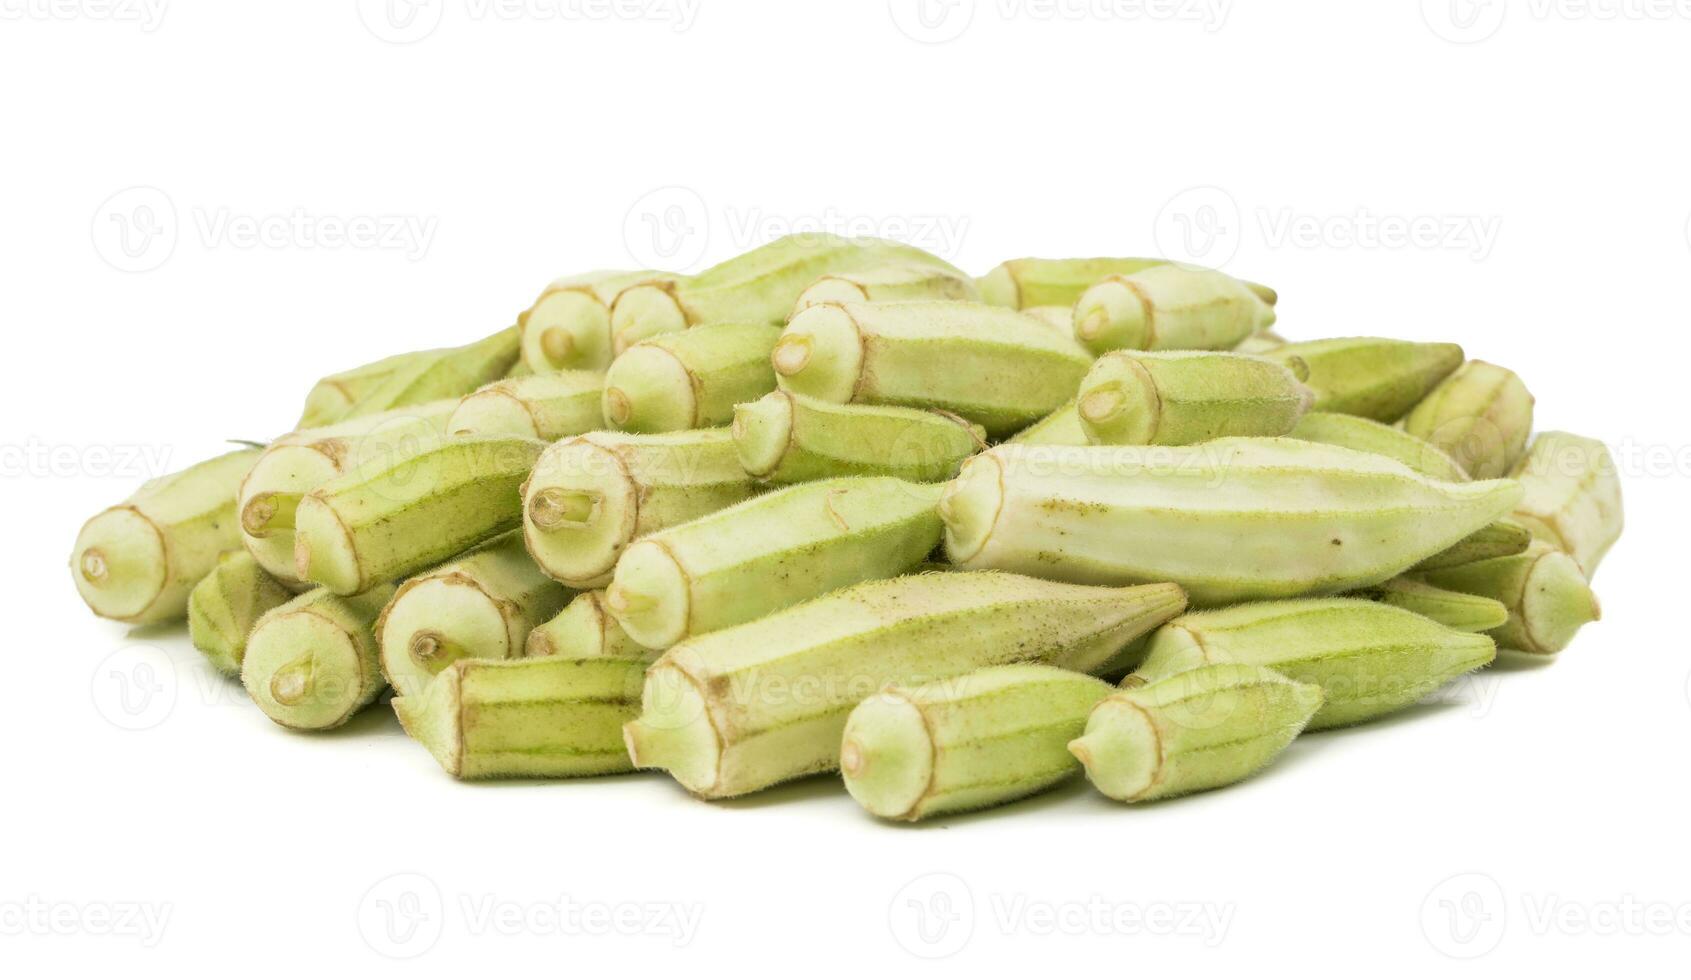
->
(1402, 360), (1535, 479)
(241, 584), (396, 731)
(1417, 541), (1601, 655)
(1006, 399), (1089, 446)
(1291, 411), (1469, 481)
(732, 390), (984, 484)
(1357, 577), (1511, 633)
(977, 257), (1280, 310)
(187, 550), (294, 675)
(1263, 337), (1465, 423)
(337, 326), (522, 422)
(1412, 519), (1534, 571)
(526, 590), (654, 661)
(602, 321), (783, 433)
(1508, 431), (1623, 576)
(520, 270), (677, 373)
(296, 348), (443, 430)
(1075, 350), (1312, 446)
(447, 371), (605, 441)
(793, 263), (979, 313)
(1073, 264), (1277, 356)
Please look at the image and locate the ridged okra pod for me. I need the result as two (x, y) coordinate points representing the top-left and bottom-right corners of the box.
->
(297, 348), (445, 429)
(1291, 411), (1469, 481)
(1073, 264), (1278, 356)
(527, 591), (653, 661)
(1507, 431), (1623, 576)
(1263, 337), (1464, 422)
(609, 235), (963, 351)
(520, 270), (678, 373)
(522, 429), (754, 588)
(604, 477), (945, 649)
(1356, 577), (1510, 633)
(793, 263), (979, 313)
(602, 321), (783, 433)
(622, 572), (1187, 799)
(71, 448), (261, 625)
(733, 390), (983, 484)
(447, 371), (605, 441)
(1070, 663), (1322, 803)
(1403, 360), (1535, 479)
(840, 664), (1113, 822)
(188, 550), (293, 675)
(336, 326), (522, 422)
(1412, 519), (1533, 571)
(294, 436), (545, 595)
(378, 534), (573, 699)
(940, 439), (1524, 606)
(239, 400), (459, 586)
(1417, 541), (1601, 655)
(241, 584), (396, 731)
(1006, 399), (1089, 446)
(1232, 329), (1287, 354)
(1075, 350), (1312, 446)
(772, 300), (1092, 437)
(1132, 598), (1497, 729)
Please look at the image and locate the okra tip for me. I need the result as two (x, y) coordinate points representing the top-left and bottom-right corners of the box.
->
(773, 304), (865, 404)
(938, 452), (1005, 564)
(623, 663), (722, 796)
(1076, 354), (1161, 445)
(604, 541), (689, 649)
(1067, 699), (1162, 802)
(1073, 278), (1150, 353)
(242, 610), (369, 730)
(731, 391), (794, 478)
(523, 442), (640, 587)
(292, 495), (362, 595)
(839, 692), (936, 821)
(71, 506), (166, 623)
(602, 346), (696, 433)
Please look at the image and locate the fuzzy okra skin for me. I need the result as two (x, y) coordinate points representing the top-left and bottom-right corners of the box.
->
(1132, 598), (1497, 729)
(188, 550), (294, 675)
(941, 439), (1524, 606)
(793, 263), (979, 313)
(602, 321), (783, 433)
(447, 371), (605, 441)
(71, 448), (261, 625)
(520, 270), (678, 373)
(1356, 577), (1510, 633)
(336, 327), (523, 422)
(773, 300), (1092, 437)
(527, 591), (653, 661)
(241, 584), (396, 731)
(297, 348), (445, 429)
(1417, 541), (1601, 655)
(1073, 264), (1278, 356)
(378, 534), (573, 699)
(1263, 337), (1465, 422)
(604, 477), (945, 649)
(294, 436), (545, 595)
(1412, 519), (1533, 571)
(732, 390), (984, 484)
(1507, 431), (1623, 576)
(1075, 350), (1312, 446)
(1403, 360), (1536, 480)
(1290, 411), (1470, 482)
(1233, 329), (1288, 354)
(841, 664), (1114, 821)
(1071, 663), (1322, 803)
(622, 572), (1188, 799)
(522, 429), (754, 588)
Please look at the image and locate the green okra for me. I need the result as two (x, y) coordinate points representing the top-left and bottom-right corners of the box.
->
(1356, 577), (1511, 633)
(297, 348), (446, 430)
(520, 270), (679, 373)
(1070, 663), (1322, 803)
(1131, 598), (1496, 730)
(238, 399), (459, 587)
(977, 257), (1279, 309)
(527, 590), (654, 661)
(241, 584), (396, 731)
(294, 436), (545, 595)
(940, 439), (1524, 606)
(840, 664), (1114, 822)
(336, 326), (523, 422)
(1507, 431), (1623, 576)
(188, 550), (294, 675)
(1412, 519), (1534, 571)
(1403, 360), (1535, 480)
(522, 429), (755, 588)
(604, 477), (945, 649)
(793, 263), (979, 313)
(1417, 540), (1601, 655)
(609, 235), (964, 352)
(772, 300), (1092, 437)
(1263, 337), (1465, 422)
(622, 571), (1187, 799)
(732, 390), (984, 484)
(377, 534), (573, 699)
(1073, 264), (1278, 356)
(1232, 329), (1287, 354)
(1075, 350), (1312, 446)
(71, 448), (261, 625)
(602, 321), (783, 433)
(1006, 399), (1089, 446)
(1021, 306), (1075, 334)
(447, 371), (605, 441)
(1291, 411), (1469, 481)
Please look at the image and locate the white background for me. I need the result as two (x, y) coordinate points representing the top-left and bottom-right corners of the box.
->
(3, 0), (1687, 974)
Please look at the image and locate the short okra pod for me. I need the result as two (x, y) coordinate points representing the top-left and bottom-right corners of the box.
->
(447, 371), (605, 441)
(1075, 350), (1312, 446)
(602, 321), (783, 433)
(1263, 337), (1465, 422)
(241, 584), (397, 731)
(1073, 264), (1278, 356)
(526, 590), (654, 661)
(732, 390), (985, 484)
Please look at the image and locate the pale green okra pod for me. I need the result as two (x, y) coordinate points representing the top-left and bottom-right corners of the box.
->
(520, 270), (678, 373)
(1356, 577), (1510, 633)
(602, 321), (783, 433)
(1075, 350), (1312, 446)
(977, 257), (1279, 310)
(1290, 411), (1470, 482)
(335, 326), (522, 423)
(1417, 540), (1601, 655)
(1073, 264), (1278, 356)
(188, 550), (294, 675)
(793, 263), (979, 313)
(241, 584), (396, 731)
(732, 390), (984, 484)
(527, 590), (653, 661)
(1264, 337), (1464, 422)
(1412, 518), (1533, 571)
(297, 348), (446, 430)
(447, 371), (605, 441)
(1507, 431), (1623, 576)
(1403, 360), (1535, 480)
(1006, 399), (1089, 446)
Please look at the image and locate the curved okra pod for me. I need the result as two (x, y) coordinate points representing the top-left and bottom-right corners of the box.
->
(294, 436), (545, 595)
(622, 572), (1186, 799)
(1070, 663), (1322, 803)
(1263, 337), (1464, 423)
(1131, 598), (1497, 729)
(1073, 264), (1277, 356)
(602, 321), (783, 433)
(1416, 541), (1601, 655)
(1403, 360), (1535, 480)
(732, 390), (984, 484)
(1290, 411), (1469, 481)
(1507, 431), (1623, 576)
(840, 664), (1113, 822)
(940, 439), (1524, 606)
(241, 584), (396, 731)
(1075, 350), (1312, 446)
(336, 326), (522, 422)
(447, 371), (605, 440)
(520, 270), (679, 373)
(526, 591), (654, 661)
(71, 448), (261, 625)
(1356, 577), (1511, 633)
(604, 477), (945, 649)
(188, 550), (294, 675)
(773, 300), (1092, 437)
(522, 429), (754, 588)
(793, 263), (979, 313)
